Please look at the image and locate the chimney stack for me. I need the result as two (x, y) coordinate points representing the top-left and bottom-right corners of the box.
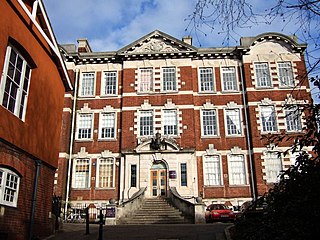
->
(77, 38), (92, 53)
(182, 36), (192, 45)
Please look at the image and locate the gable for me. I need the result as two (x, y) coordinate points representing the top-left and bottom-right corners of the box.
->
(118, 30), (197, 55)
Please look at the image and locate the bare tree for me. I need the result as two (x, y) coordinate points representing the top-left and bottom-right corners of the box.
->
(187, 0), (320, 76)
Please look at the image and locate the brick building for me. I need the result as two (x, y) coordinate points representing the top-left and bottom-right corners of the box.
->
(0, 0), (72, 239)
(56, 30), (310, 215)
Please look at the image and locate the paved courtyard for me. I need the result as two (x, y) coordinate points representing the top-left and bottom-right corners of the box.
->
(46, 222), (232, 240)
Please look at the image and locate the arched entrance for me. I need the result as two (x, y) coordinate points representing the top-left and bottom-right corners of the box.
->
(150, 162), (167, 197)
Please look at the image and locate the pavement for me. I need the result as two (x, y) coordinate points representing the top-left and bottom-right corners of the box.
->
(44, 222), (233, 240)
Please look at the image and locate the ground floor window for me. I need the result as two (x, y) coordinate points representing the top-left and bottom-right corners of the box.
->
(130, 165), (137, 187)
(0, 168), (20, 207)
(264, 152), (282, 183)
(180, 163), (187, 186)
(203, 155), (222, 186)
(73, 159), (90, 188)
(97, 158), (114, 188)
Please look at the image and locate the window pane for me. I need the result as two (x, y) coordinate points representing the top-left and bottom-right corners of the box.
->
(255, 63), (271, 87)
(285, 109), (302, 132)
(261, 106), (277, 132)
(229, 155), (246, 185)
(100, 113), (115, 138)
(278, 62), (294, 87)
(131, 165), (137, 187)
(202, 110), (217, 136)
(204, 156), (221, 185)
(164, 110), (177, 135)
(199, 67), (214, 92)
(103, 71), (117, 95)
(181, 163), (187, 186)
(98, 158), (114, 188)
(78, 114), (93, 139)
(265, 152), (282, 183)
(1, 47), (31, 119)
(163, 67), (176, 91)
(222, 67), (237, 91)
(139, 68), (153, 92)
(226, 109), (241, 135)
(140, 111), (153, 136)
(80, 72), (95, 96)
(74, 159), (90, 188)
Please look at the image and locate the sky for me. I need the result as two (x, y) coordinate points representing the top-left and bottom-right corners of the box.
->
(43, 0), (320, 101)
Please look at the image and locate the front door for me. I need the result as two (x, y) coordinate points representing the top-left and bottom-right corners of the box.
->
(150, 166), (167, 197)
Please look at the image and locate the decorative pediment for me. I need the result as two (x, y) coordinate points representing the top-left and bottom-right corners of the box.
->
(101, 150), (113, 158)
(260, 98), (273, 105)
(77, 147), (89, 158)
(118, 30), (196, 55)
(135, 135), (180, 153)
(206, 144), (218, 155)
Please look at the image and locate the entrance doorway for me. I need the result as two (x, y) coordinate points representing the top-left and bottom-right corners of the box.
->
(150, 163), (167, 197)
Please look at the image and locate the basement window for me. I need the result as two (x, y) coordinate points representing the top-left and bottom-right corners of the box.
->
(0, 168), (20, 208)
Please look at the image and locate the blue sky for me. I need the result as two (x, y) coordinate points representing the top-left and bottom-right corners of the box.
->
(43, 0), (319, 101)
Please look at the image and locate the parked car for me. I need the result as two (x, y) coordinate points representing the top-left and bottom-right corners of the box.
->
(239, 197), (268, 219)
(205, 204), (235, 223)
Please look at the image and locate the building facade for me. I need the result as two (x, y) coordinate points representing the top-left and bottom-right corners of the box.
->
(56, 30), (311, 214)
(0, 1), (72, 239)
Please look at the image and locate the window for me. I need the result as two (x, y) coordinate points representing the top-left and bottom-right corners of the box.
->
(80, 72), (95, 96)
(139, 68), (153, 92)
(77, 113), (93, 140)
(180, 163), (187, 186)
(99, 112), (115, 139)
(254, 63), (271, 87)
(140, 110), (153, 136)
(264, 152), (282, 183)
(130, 165), (137, 187)
(203, 156), (222, 186)
(97, 158), (114, 188)
(163, 110), (178, 136)
(260, 106), (277, 132)
(199, 67), (214, 92)
(228, 155), (246, 185)
(225, 109), (241, 136)
(221, 67), (237, 91)
(163, 67), (176, 91)
(0, 46), (31, 120)
(285, 108), (302, 132)
(202, 109), (218, 136)
(278, 62), (294, 87)
(0, 168), (20, 207)
(73, 159), (90, 188)
(101, 71), (117, 95)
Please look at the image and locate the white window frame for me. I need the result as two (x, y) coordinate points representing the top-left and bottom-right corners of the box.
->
(139, 68), (153, 93)
(199, 67), (215, 92)
(72, 158), (91, 188)
(225, 108), (242, 136)
(221, 66), (238, 91)
(101, 71), (117, 96)
(201, 109), (219, 137)
(228, 155), (247, 185)
(264, 152), (283, 183)
(163, 109), (178, 136)
(0, 168), (20, 207)
(278, 62), (294, 87)
(139, 110), (154, 136)
(96, 157), (115, 188)
(180, 163), (188, 187)
(254, 62), (272, 88)
(0, 45), (32, 120)
(99, 112), (116, 140)
(76, 113), (94, 140)
(203, 155), (223, 186)
(285, 107), (302, 132)
(162, 67), (177, 92)
(79, 72), (95, 97)
(260, 105), (278, 133)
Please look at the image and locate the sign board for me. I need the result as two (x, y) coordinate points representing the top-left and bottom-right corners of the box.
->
(105, 207), (116, 218)
(169, 170), (176, 179)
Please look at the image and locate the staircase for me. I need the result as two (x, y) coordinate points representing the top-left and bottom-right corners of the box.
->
(119, 198), (192, 224)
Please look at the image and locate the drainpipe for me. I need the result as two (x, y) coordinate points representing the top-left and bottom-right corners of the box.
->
(64, 68), (79, 219)
(28, 160), (41, 240)
(239, 63), (258, 200)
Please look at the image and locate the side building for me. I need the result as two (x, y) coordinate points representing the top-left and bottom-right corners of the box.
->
(55, 30), (311, 215)
(0, 0), (72, 239)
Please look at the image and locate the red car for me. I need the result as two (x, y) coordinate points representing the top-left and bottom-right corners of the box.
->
(205, 204), (235, 223)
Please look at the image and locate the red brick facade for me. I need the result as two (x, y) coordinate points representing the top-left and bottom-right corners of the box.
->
(56, 30), (311, 213)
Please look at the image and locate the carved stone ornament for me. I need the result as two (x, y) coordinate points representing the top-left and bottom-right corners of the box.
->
(130, 39), (180, 53)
